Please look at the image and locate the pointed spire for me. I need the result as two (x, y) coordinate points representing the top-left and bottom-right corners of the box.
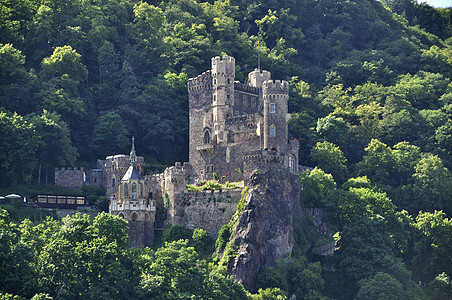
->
(130, 136), (136, 167)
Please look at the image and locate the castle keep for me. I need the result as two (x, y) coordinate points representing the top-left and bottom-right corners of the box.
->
(188, 55), (299, 180)
(60, 56), (299, 247)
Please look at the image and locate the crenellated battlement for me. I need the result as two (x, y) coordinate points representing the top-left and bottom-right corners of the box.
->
(211, 55), (235, 76)
(188, 70), (213, 91)
(234, 82), (259, 94)
(55, 167), (84, 171)
(249, 69), (271, 78)
(243, 150), (285, 165)
(55, 167), (85, 190)
(248, 69), (272, 88)
(262, 80), (289, 91)
(211, 55), (235, 65)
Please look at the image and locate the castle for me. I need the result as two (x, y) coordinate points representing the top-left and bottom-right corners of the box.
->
(188, 55), (299, 180)
(57, 55), (299, 247)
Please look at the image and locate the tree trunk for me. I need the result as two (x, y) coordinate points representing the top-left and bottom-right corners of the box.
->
(38, 163), (41, 185)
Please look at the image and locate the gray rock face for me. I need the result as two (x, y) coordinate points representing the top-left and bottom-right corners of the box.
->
(227, 168), (305, 291)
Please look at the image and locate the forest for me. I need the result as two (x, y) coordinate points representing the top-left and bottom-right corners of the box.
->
(0, 0), (451, 299)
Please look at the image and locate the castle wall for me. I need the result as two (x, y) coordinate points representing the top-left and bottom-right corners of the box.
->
(128, 220), (154, 248)
(233, 84), (260, 116)
(179, 189), (242, 238)
(85, 169), (103, 187)
(55, 167), (85, 190)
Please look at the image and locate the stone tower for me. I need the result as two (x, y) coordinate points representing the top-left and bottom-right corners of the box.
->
(211, 55), (235, 143)
(164, 162), (187, 224)
(248, 69), (271, 88)
(262, 80), (290, 151)
(109, 137), (156, 247)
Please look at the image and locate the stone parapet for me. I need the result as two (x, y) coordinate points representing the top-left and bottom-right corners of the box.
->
(110, 201), (156, 214)
(188, 70), (212, 92)
(262, 79), (289, 93)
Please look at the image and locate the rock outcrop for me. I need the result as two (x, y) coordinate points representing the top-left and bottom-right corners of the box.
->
(222, 168), (306, 292)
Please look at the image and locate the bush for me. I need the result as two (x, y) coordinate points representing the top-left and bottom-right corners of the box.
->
(163, 224), (192, 243)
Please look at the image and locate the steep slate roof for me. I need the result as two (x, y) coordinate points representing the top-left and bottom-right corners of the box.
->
(122, 165), (141, 181)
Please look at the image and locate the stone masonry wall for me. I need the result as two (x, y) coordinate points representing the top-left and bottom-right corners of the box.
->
(179, 189), (242, 238)
(55, 167), (85, 190)
(128, 220), (154, 248)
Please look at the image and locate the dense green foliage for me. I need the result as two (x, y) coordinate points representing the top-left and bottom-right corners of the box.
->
(0, 209), (258, 299)
(1, 0), (452, 299)
(1, 0), (451, 185)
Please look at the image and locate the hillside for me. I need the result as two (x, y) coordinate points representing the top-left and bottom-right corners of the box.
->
(1, 0), (452, 299)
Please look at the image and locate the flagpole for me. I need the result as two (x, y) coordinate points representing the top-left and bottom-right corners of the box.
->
(257, 31), (260, 71)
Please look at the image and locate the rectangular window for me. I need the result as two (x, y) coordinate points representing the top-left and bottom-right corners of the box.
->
(270, 103), (276, 113)
(67, 197), (75, 204)
(76, 197), (85, 205)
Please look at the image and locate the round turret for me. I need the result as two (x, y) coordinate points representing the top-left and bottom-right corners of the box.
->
(262, 80), (290, 151)
(248, 69), (271, 88)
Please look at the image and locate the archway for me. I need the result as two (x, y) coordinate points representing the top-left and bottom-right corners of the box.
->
(130, 212), (139, 222)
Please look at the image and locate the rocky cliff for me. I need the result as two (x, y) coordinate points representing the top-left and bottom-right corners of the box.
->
(219, 168), (307, 292)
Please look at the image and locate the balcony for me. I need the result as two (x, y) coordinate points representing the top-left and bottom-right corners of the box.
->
(196, 144), (214, 152)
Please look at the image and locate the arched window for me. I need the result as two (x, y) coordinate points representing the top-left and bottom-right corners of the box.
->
(118, 213), (125, 219)
(112, 177), (115, 187)
(289, 155), (295, 173)
(270, 124), (276, 137)
(132, 183), (137, 200)
(204, 130), (211, 144)
(124, 183), (128, 197)
(140, 183), (143, 197)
